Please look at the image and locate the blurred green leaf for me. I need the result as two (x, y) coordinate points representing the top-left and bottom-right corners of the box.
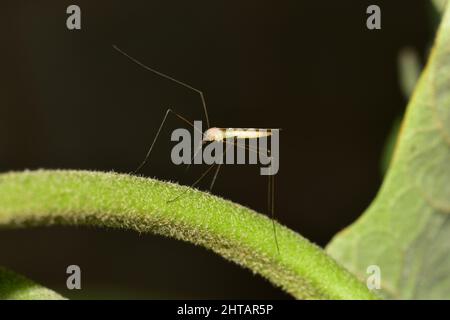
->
(431, 0), (449, 30)
(380, 116), (402, 176)
(433, 0), (448, 14)
(382, 48), (422, 177)
(398, 48), (422, 99)
(327, 4), (450, 299)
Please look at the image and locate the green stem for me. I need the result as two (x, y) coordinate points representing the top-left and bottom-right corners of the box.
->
(0, 266), (65, 300)
(0, 169), (377, 299)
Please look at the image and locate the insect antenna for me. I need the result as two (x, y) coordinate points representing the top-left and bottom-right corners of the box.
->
(113, 45), (210, 128)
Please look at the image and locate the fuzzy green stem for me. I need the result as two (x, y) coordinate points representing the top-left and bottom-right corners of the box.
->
(0, 169), (377, 299)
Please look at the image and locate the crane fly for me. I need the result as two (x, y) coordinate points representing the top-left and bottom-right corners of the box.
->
(113, 45), (280, 254)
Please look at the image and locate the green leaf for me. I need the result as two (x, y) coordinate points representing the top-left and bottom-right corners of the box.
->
(0, 170), (377, 300)
(327, 4), (450, 299)
(0, 267), (65, 300)
(380, 116), (402, 176)
(433, 0), (448, 15)
(381, 48), (422, 176)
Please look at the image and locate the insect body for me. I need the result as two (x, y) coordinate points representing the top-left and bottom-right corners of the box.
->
(203, 128), (273, 142)
(113, 45), (280, 254)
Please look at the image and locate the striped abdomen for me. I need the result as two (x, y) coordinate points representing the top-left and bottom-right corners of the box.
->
(203, 127), (274, 142)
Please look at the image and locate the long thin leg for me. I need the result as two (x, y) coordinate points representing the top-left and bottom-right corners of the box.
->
(167, 163), (217, 203)
(113, 45), (210, 128)
(270, 174), (280, 255)
(268, 172), (272, 218)
(170, 141), (233, 201)
(185, 142), (204, 173)
(208, 143), (233, 191)
(209, 164), (222, 191)
(229, 139), (280, 254)
(134, 108), (196, 174)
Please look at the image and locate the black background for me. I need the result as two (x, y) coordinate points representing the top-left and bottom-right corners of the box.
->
(0, 1), (434, 298)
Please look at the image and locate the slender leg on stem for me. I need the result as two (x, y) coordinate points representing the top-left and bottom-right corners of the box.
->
(209, 143), (233, 192)
(209, 165), (222, 192)
(133, 108), (197, 174)
(270, 174), (280, 255)
(228, 139), (280, 254)
(167, 164), (217, 203)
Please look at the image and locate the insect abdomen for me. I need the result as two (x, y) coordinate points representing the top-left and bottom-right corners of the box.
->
(222, 129), (273, 140)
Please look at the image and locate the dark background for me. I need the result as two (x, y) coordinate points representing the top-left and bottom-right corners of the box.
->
(0, 1), (434, 298)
